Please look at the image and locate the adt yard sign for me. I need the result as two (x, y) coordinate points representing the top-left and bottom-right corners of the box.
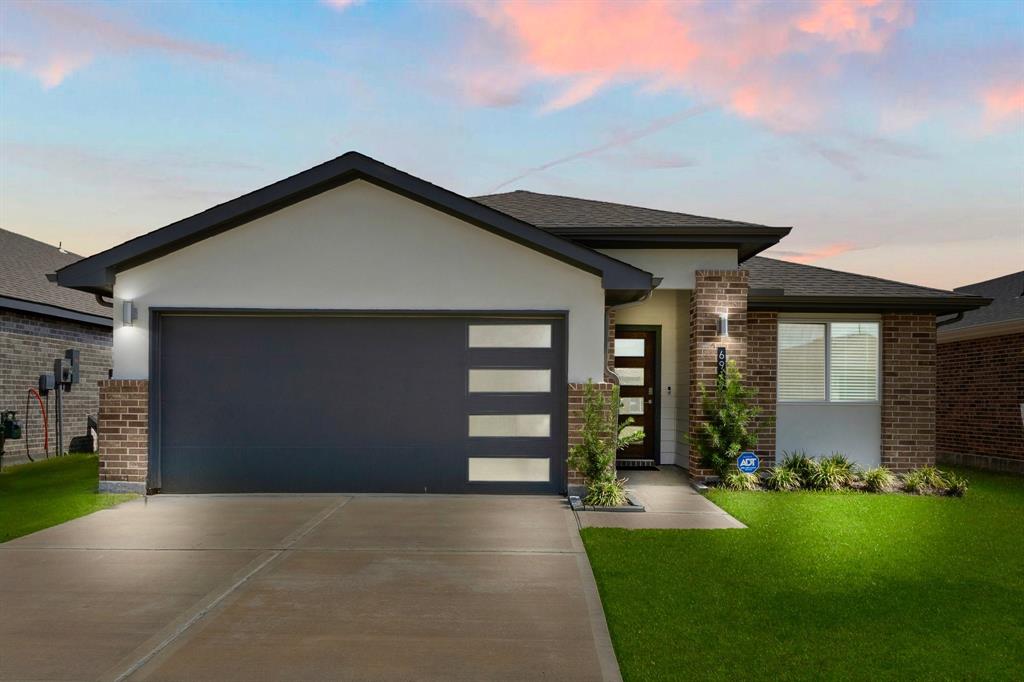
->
(737, 452), (759, 474)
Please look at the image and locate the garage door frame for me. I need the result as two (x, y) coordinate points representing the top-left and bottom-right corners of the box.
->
(147, 308), (569, 493)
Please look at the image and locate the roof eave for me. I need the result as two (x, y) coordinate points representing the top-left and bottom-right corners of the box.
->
(56, 153), (654, 297)
(0, 295), (113, 327)
(557, 227), (791, 263)
(748, 294), (992, 314)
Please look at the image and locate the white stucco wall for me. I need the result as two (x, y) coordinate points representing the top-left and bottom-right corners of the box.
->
(777, 404), (881, 468)
(612, 289), (691, 467)
(112, 180), (606, 382)
(597, 249), (737, 288)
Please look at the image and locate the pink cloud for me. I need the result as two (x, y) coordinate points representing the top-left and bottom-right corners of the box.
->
(322, 0), (363, 10)
(981, 83), (1024, 131)
(773, 242), (858, 263)
(1, 1), (234, 89)
(458, 0), (916, 129)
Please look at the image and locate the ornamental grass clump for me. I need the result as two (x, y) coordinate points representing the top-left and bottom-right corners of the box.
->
(567, 380), (642, 507)
(780, 451), (817, 487)
(902, 466), (947, 494)
(722, 470), (760, 491)
(764, 466), (801, 491)
(943, 470), (969, 497)
(862, 466), (896, 493)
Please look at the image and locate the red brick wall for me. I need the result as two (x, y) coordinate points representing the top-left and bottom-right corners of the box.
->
(747, 311), (778, 467)
(937, 331), (1024, 473)
(97, 379), (148, 491)
(604, 307), (618, 383)
(688, 270), (748, 478)
(568, 381), (616, 487)
(881, 314), (936, 471)
(0, 310), (111, 466)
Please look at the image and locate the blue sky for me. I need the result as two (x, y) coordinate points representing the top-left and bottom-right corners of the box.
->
(1, 0), (1021, 289)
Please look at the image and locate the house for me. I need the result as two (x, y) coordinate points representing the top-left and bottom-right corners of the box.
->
(1, 228), (113, 467)
(936, 271), (1023, 473)
(53, 153), (988, 493)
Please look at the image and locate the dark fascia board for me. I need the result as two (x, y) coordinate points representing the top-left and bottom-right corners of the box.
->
(0, 295), (113, 328)
(749, 294), (992, 315)
(56, 152), (654, 297)
(554, 227), (791, 262)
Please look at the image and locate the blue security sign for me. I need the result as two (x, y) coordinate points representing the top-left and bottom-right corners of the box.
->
(737, 452), (760, 474)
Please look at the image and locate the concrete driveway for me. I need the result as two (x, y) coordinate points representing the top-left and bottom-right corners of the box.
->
(0, 495), (620, 681)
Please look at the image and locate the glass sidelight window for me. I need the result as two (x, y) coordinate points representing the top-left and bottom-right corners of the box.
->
(778, 321), (879, 403)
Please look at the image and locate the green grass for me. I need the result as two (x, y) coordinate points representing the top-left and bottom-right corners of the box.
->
(0, 455), (136, 542)
(582, 468), (1024, 681)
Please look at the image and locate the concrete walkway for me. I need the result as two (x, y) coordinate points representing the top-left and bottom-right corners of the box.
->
(0, 495), (621, 681)
(577, 467), (745, 529)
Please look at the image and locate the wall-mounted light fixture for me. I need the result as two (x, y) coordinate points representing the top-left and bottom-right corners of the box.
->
(122, 300), (137, 327)
(717, 312), (729, 337)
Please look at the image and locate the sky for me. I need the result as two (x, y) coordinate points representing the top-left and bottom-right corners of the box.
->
(1, 0), (1022, 290)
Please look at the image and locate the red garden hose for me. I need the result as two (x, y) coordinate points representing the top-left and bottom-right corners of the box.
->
(25, 388), (48, 461)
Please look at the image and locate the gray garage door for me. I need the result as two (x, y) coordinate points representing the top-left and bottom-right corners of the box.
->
(152, 313), (566, 494)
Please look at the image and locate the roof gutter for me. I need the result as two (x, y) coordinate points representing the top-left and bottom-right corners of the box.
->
(748, 294), (992, 315)
(604, 278), (662, 382)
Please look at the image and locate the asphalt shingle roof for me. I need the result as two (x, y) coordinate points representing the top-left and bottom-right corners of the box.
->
(742, 256), (978, 299)
(0, 228), (112, 319)
(942, 271), (1024, 330)
(474, 190), (777, 230)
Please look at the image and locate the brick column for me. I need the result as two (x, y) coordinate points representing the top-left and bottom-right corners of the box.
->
(567, 381), (616, 488)
(747, 311), (777, 468)
(881, 314), (936, 472)
(97, 379), (149, 493)
(688, 270), (749, 478)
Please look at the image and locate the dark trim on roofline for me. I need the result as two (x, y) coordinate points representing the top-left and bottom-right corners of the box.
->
(0, 295), (114, 327)
(552, 227), (791, 262)
(56, 152), (654, 298)
(749, 294), (992, 315)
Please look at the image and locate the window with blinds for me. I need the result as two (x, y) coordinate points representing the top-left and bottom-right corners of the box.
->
(778, 323), (826, 401)
(829, 322), (879, 401)
(777, 321), (880, 403)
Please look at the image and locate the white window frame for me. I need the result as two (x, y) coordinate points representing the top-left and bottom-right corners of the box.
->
(777, 318), (881, 405)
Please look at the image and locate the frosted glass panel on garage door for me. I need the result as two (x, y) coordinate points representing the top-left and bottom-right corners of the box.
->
(468, 369), (551, 393)
(468, 414), (550, 437)
(468, 324), (551, 348)
(468, 458), (550, 482)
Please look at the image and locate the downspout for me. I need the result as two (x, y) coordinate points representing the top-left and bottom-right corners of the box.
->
(936, 312), (963, 327)
(95, 294), (114, 308)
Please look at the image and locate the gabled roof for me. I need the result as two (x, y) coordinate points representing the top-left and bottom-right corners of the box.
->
(939, 271), (1023, 337)
(743, 256), (990, 314)
(0, 228), (112, 326)
(474, 190), (791, 261)
(56, 152), (654, 301)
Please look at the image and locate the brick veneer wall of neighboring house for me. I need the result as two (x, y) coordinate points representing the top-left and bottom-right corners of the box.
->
(0, 310), (111, 468)
(937, 332), (1024, 473)
(689, 270), (749, 478)
(96, 379), (149, 493)
(747, 311), (778, 467)
(881, 313), (937, 472)
(567, 381), (615, 487)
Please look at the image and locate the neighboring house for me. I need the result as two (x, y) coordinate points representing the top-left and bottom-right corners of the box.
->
(936, 271), (1024, 473)
(0, 228), (113, 467)
(53, 153), (987, 493)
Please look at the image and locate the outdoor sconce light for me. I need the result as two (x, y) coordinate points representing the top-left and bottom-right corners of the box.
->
(717, 312), (729, 337)
(122, 300), (137, 327)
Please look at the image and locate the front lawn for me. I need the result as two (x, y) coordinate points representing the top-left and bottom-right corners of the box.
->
(583, 468), (1024, 681)
(0, 455), (136, 542)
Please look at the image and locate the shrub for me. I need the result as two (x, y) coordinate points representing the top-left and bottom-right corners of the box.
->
(942, 470), (969, 497)
(809, 454), (856, 490)
(689, 361), (763, 478)
(902, 466), (946, 494)
(567, 380), (639, 506)
(764, 466), (802, 491)
(722, 470), (760, 491)
(863, 467), (895, 493)
(780, 451), (817, 487)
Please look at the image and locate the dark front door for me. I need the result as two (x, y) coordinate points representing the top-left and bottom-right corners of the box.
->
(152, 313), (566, 494)
(614, 327), (658, 464)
